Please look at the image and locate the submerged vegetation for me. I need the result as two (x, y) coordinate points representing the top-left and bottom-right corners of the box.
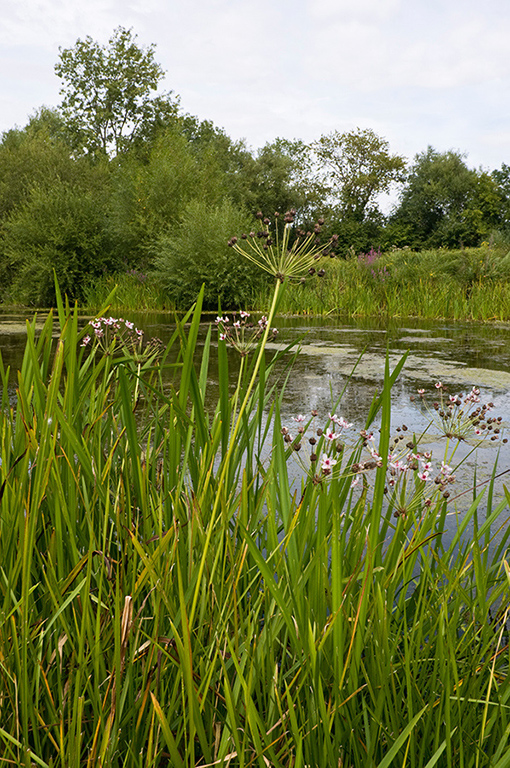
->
(1, 232), (510, 764)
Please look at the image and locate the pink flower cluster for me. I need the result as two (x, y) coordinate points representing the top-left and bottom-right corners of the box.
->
(81, 316), (143, 353)
(414, 383), (504, 443)
(282, 409), (353, 480)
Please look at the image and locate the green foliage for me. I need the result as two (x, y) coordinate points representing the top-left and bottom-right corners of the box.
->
(392, 147), (506, 248)
(1, 27), (510, 305)
(255, 245), (510, 320)
(237, 138), (323, 219)
(1, 283), (510, 765)
(55, 26), (179, 156)
(108, 126), (225, 266)
(311, 127), (407, 221)
(0, 108), (79, 219)
(1, 179), (116, 305)
(491, 162), (510, 230)
(152, 198), (264, 308)
(82, 270), (173, 311)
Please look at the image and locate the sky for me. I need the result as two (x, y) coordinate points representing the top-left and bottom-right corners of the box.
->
(1, 0), (510, 176)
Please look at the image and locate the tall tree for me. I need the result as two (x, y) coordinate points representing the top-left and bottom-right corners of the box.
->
(310, 128), (406, 222)
(55, 27), (179, 156)
(491, 163), (510, 229)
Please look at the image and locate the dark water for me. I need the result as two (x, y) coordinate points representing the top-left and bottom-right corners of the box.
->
(2, 309), (510, 534)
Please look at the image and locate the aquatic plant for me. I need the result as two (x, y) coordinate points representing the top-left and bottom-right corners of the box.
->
(1, 277), (510, 766)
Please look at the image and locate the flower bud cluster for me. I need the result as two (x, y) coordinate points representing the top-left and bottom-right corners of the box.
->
(81, 317), (165, 362)
(413, 383), (506, 444)
(215, 311), (277, 357)
(281, 404), (465, 517)
(350, 433), (458, 517)
(281, 410), (353, 482)
(228, 211), (339, 282)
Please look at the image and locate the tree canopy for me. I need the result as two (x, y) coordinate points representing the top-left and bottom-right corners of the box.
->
(311, 128), (407, 222)
(391, 147), (506, 248)
(55, 26), (179, 156)
(0, 26), (509, 305)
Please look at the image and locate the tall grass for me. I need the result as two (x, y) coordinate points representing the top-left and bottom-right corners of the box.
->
(83, 271), (175, 312)
(1, 275), (510, 766)
(255, 245), (510, 320)
(82, 246), (510, 321)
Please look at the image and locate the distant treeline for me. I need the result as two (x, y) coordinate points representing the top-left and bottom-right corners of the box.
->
(1, 27), (510, 308)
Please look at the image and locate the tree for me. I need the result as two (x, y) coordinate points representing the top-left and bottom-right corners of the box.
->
(491, 163), (510, 229)
(55, 27), (179, 156)
(108, 125), (226, 267)
(0, 108), (80, 219)
(310, 128), (407, 222)
(152, 198), (261, 309)
(237, 138), (325, 221)
(1, 179), (116, 305)
(391, 147), (505, 248)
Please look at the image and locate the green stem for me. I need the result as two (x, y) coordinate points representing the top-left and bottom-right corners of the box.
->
(229, 355), (245, 442)
(188, 278), (282, 626)
(226, 277), (282, 456)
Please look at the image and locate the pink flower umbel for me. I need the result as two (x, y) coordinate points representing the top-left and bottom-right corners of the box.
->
(216, 311), (277, 357)
(80, 315), (161, 362)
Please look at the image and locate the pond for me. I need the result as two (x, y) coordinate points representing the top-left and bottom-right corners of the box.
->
(2, 309), (510, 533)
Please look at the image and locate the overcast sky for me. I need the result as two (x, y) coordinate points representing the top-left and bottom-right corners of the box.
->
(1, 0), (509, 174)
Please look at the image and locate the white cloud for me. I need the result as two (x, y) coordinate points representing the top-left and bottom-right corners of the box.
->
(0, 0), (509, 171)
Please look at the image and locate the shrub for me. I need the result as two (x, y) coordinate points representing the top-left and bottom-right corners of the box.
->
(152, 198), (265, 309)
(0, 180), (116, 306)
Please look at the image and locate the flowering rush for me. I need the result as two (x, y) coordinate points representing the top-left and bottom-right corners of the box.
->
(281, 408), (353, 482)
(215, 311), (277, 356)
(81, 316), (144, 353)
(413, 383), (504, 443)
(227, 210), (339, 283)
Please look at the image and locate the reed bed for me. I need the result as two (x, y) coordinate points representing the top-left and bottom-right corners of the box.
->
(255, 246), (510, 321)
(1, 268), (510, 765)
(82, 245), (510, 322)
